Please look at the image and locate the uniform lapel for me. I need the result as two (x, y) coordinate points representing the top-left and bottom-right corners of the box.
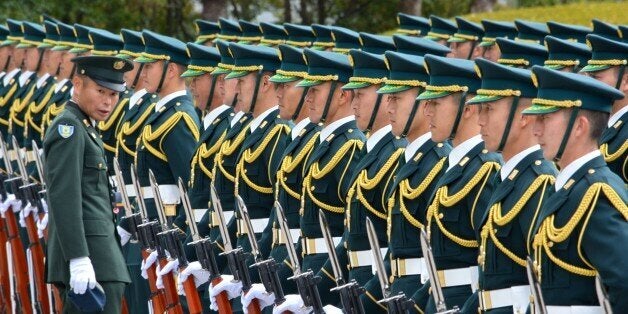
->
(600, 110), (626, 144)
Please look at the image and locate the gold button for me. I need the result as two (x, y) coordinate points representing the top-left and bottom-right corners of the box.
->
(482, 149), (488, 154)
(548, 241), (554, 248)
(437, 143), (443, 147)
(244, 169), (247, 173)
(348, 129), (353, 133)
(311, 186), (315, 191)
(98, 163), (103, 168)
(438, 213), (444, 219)
(588, 169), (595, 174)
(535, 160), (542, 166)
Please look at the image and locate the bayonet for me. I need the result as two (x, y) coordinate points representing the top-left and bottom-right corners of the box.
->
(129, 164), (148, 221)
(595, 275), (612, 314)
(0, 134), (14, 175)
(11, 136), (27, 184)
(178, 178), (200, 241)
(525, 257), (546, 314)
(148, 169), (169, 229)
(420, 228), (458, 313)
(31, 141), (45, 184)
(113, 158), (140, 243)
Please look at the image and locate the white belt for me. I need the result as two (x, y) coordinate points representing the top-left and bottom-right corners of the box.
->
(302, 237), (342, 255)
(125, 184), (136, 197)
(546, 306), (604, 314)
(434, 266), (479, 291)
(391, 257), (427, 282)
(193, 209), (206, 223)
(348, 248), (387, 268)
(479, 285), (530, 312)
(140, 185), (180, 204)
(237, 218), (269, 235)
(210, 210), (234, 227)
(272, 227), (301, 245)
(25, 149), (42, 163)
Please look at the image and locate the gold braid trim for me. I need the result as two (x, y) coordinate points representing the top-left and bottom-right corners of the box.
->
(349, 76), (386, 85)
(217, 63), (235, 71)
(260, 38), (285, 45)
(383, 79), (426, 87)
(587, 59), (627, 66)
(276, 69), (308, 78)
(29, 83), (56, 114)
(304, 74), (339, 82)
(453, 33), (479, 41)
(141, 52), (170, 61)
(141, 112), (200, 162)
(278, 132), (320, 200)
(532, 98), (581, 108)
(190, 131), (226, 186)
(544, 59), (580, 66)
(215, 123), (251, 183)
(285, 40), (311, 47)
(479, 175), (554, 268)
(231, 65), (263, 72)
(354, 149), (404, 220)
(236, 124), (287, 195)
(533, 183), (628, 278)
(188, 64), (216, 73)
(498, 58), (530, 66)
(397, 157), (447, 229)
(600, 141), (628, 162)
(476, 89), (521, 97)
(117, 103), (156, 157)
(119, 50), (141, 58)
(426, 85), (468, 92)
(0, 84), (18, 107)
(396, 29), (421, 36)
(427, 162), (500, 248)
(427, 32), (450, 40)
(99, 98), (129, 131)
(313, 41), (335, 47)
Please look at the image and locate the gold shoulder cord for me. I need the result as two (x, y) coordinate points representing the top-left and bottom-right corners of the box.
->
(236, 124), (287, 195)
(99, 97), (129, 132)
(190, 131), (227, 186)
(278, 131), (320, 200)
(426, 161), (500, 248)
(141, 112), (200, 162)
(354, 148), (404, 220)
(394, 157), (447, 229)
(117, 103), (157, 157)
(305, 139), (363, 214)
(600, 141), (627, 162)
(26, 85), (57, 137)
(215, 120), (252, 183)
(0, 84), (18, 107)
(479, 175), (554, 268)
(533, 183), (628, 279)
(9, 86), (37, 130)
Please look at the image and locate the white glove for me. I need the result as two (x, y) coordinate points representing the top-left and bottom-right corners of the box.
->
(37, 213), (48, 238)
(0, 194), (21, 216)
(323, 304), (344, 313)
(273, 294), (309, 314)
(117, 226), (132, 246)
(69, 257), (97, 294)
(140, 251), (159, 279)
(158, 259), (179, 278)
(242, 283), (275, 313)
(209, 275), (242, 311)
(19, 203), (38, 228)
(179, 261), (210, 288)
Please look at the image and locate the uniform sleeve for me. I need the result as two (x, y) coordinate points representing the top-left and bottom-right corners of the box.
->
(337, 140), (366, 203)
(44, 118), (89, 260)
(162, 112), (199, 185)
(581, 195), (628, 314)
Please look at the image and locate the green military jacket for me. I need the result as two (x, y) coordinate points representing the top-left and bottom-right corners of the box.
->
(135, 93), (200, 224)
(599, 110), (627, 183)
(43, 101), (130, 284)
(427, 141), (501, 269)
(8, 72), (37, 144)
(234, 108), (290, 257)
(478, 149), (556, 291)
(116, 90), (157, 185)
(40, 79), (73, 137)
(531, 156), (628, 313)
(98, 89), (131, 175)
(24, 74), (57, 148)
(0, 70), (21, 136)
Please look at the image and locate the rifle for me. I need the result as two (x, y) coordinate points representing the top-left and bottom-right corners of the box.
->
(210, 183), (252, 313)
(169, 178), (203, 314)
(148, 169), (183, 314)
(524, 257), (547, 314)
(276, 202), (323, 314)
(1, 135), (33, 314)
(0, 171), (12, 312)
(366, 218), (414, 314)
(236, 195), (282, 311)
(319, 210), (365, 314)
(112, 158), (140, 243)
(419, 228), (459, 314)
(130, 164), (166, 313)
(595, 275), (612, 314)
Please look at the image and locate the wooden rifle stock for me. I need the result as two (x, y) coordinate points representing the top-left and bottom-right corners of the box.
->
(211, 276), (233, 314)
(0, 217), (11, 312)
(24, 213), (49, 313)
(141, 250), (166, 313)
(158, 258), (183, 314)
(4, 207), (32, 314)
(181, 274), (203, 314)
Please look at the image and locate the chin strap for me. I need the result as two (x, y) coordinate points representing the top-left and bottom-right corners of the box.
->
(3, 56), (10, 72)
(155, 60), (170, 94)
(204, 74), (219, 112)
(466, 41), (477, 60)
(248, 70), (265, 114)
(615, 65), (625, 90)
(364, 93), (384, 134)
(448, 91), (468, 141)
(291, 86), (309, 121)
(35, 48), (44, 73)
(131, 63), (144, 90)
(401, 87), (425, 138)
(554, 107), (580, 163)
(496, 96), (520, 153)
(69, 63), (76, 79)
(319, 81), (338, 125)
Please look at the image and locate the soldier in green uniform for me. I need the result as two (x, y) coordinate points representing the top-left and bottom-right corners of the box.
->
(259, 22), (288, 47)
(43, 55), (133, 313)
(477, 20), (517, 62)
(330, 26), (361, 54)
(424, 15), (458, 46)
(514, 20), (549, 44)
(419, 55), (502, 313)
(0, 25), (9, 78)
(495, 37), (548, 69)
(462, 58), (557, 313)
(194, 19), (220, 47)
(40, 22), (79, 134)
(543, 35), (591, 73)
(591, 19), (621, 41)
(0, 19), (25, 138)
(113, 28), (156, 314)
(448, 17), (484, 60)
(395, 13), (431, 37)
(316, 46), (401, 307)
(237, 20), (263, 45)
(311, 24), (335, 51)
(524, 66), (628, 313)
(579, 34), (628, 183)
(546, 21), (591, 43)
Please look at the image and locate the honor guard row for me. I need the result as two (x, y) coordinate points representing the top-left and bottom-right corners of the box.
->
(0, 12), (625, 314)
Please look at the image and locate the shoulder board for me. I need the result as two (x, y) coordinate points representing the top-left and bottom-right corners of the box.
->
(531, 158), (558, 176)
(478, 148), (503, 163)
(434, 141), (452, 159)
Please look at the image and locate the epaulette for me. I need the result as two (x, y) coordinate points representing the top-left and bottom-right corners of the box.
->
(531, 158), (557, 176)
